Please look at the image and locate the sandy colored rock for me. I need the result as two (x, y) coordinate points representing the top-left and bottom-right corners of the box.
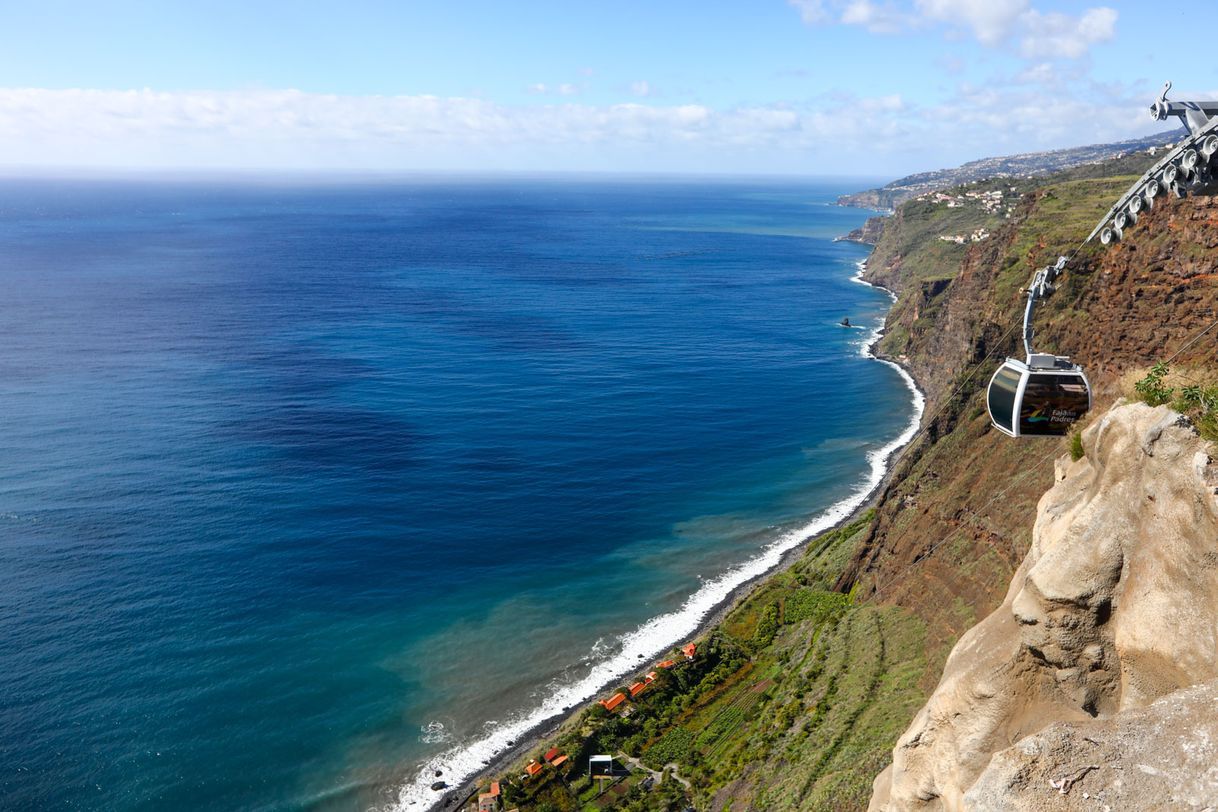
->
(870, 402), (1218, 811)
(965, 678), (1218, 810)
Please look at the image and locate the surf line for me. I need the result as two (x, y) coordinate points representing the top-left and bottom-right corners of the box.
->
(390, 257), (926, 812)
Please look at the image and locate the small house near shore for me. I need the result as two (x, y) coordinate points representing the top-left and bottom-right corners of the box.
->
(682, 643), (697, 659)
(588, 754), (614, 778)
(599, 692), (626, 712)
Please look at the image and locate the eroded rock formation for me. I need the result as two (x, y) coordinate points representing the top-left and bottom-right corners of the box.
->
(870, 402), (1218, 811)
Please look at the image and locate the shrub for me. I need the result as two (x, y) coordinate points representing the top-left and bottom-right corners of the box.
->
(752, 603), (780, 648)
(1070, 431), (1084, 461)
(1134, 362), (1174, 406)
(783, 589), (851, 626)
(1174, 380), (1218, 442)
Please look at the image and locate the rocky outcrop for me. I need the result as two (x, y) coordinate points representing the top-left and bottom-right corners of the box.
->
(837, 216), (887, 246)
(870, 402), (1218, 811)
(966, 679), (1218, 811)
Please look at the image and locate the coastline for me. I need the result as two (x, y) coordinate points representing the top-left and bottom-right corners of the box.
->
(399, 256), (926, 812)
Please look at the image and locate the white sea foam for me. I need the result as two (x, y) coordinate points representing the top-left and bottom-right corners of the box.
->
(389, 254), (925, 812)
(418, 722), (452, 746)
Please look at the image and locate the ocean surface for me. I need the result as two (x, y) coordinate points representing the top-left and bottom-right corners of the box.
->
(0, 176), (918, 811)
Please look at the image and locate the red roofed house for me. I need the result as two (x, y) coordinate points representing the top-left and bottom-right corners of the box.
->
(550, 754), (569, 769)
(478, 792), (499, 812)
(628, 681), (647, 698)
(645, 671), (657, 683)
(525, 760), (543, 778)
(488, 781), (500, 797)
(657, 659), (677, 669)
(682, 643), (697, 659)
(599, 692), (626, 712)
(543, 747), (561, 764)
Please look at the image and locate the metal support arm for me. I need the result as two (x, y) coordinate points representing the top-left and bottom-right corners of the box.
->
(1151, 81), (1218, 133)
(1022, 256), (1068, 360)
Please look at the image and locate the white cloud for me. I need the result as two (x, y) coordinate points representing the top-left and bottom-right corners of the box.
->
(528, 82), (583, 96)
(1018, 6), (1117, 59)
(924, 80), (1149, 157)
(840, 0), (912, 34)
(792, 0), (1118, 60)
(0, 87), (868, 171)
(0, 84), (1165, 175)
(914, 0), (1027, 45)
(630, 80), (651, 97)
(1015, 61), (1056, 84)
(787, 0), (829, 25)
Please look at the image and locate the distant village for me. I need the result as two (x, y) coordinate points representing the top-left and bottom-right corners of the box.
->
(917, 184), (1016, 245)
(836, 129), (1183, 211)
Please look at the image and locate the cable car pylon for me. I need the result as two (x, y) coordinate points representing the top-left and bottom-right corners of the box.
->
(1094, 82), (1218, 245)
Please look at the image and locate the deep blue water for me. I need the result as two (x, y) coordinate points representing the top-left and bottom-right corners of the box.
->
(0, 176), (912, 811)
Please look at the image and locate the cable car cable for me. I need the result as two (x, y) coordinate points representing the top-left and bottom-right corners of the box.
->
(868, 451), (1055, 601)
(869, 313), (1218, 602)
(1163, 316), (1218, 366)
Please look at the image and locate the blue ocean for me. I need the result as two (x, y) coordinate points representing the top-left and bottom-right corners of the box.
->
(0, 176), (917, 810)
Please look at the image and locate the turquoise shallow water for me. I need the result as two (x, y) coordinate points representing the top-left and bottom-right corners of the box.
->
(0, 176), (913, 810)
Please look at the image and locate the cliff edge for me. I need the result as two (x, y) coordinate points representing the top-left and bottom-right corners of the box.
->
(870, 401), (1218, 811)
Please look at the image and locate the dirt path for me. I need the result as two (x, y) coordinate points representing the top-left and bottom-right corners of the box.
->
(616, 752), (691, 789)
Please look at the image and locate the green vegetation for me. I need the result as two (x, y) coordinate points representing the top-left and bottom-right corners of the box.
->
(751, 602), (780, 649)
(783, 589), (851, 626)
(642, 728), (694, 769)
(868, 177), (1025, 285)
(1131, 362), (1218, 442)
(492, 511), (931, 811)
(1070, 431), (1085, 461)
(1177, 382), (1218, 441)
(1134, 361), (1175, 406)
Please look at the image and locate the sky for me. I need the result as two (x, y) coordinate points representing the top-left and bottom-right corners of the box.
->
(0, 1), (1210, 177)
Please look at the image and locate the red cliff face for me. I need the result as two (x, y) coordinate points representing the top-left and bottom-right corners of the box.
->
(839, 186), (1218, 683)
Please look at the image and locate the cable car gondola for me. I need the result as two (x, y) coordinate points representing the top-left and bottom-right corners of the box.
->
(986, 257), (1092, 438)
(987, 354), (1091, 438)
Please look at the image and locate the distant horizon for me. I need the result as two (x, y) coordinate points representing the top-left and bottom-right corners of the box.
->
(0, 119), (1179, 190)
(0, 165), (895, 184)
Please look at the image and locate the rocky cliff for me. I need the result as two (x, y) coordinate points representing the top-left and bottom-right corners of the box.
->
(837, 215), (887, 246)
(870, 402), (1218, 811)
(847, 157), (1218, 811)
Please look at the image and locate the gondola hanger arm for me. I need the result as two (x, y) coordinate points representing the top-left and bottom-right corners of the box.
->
(1021, 256), (1068, 360)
